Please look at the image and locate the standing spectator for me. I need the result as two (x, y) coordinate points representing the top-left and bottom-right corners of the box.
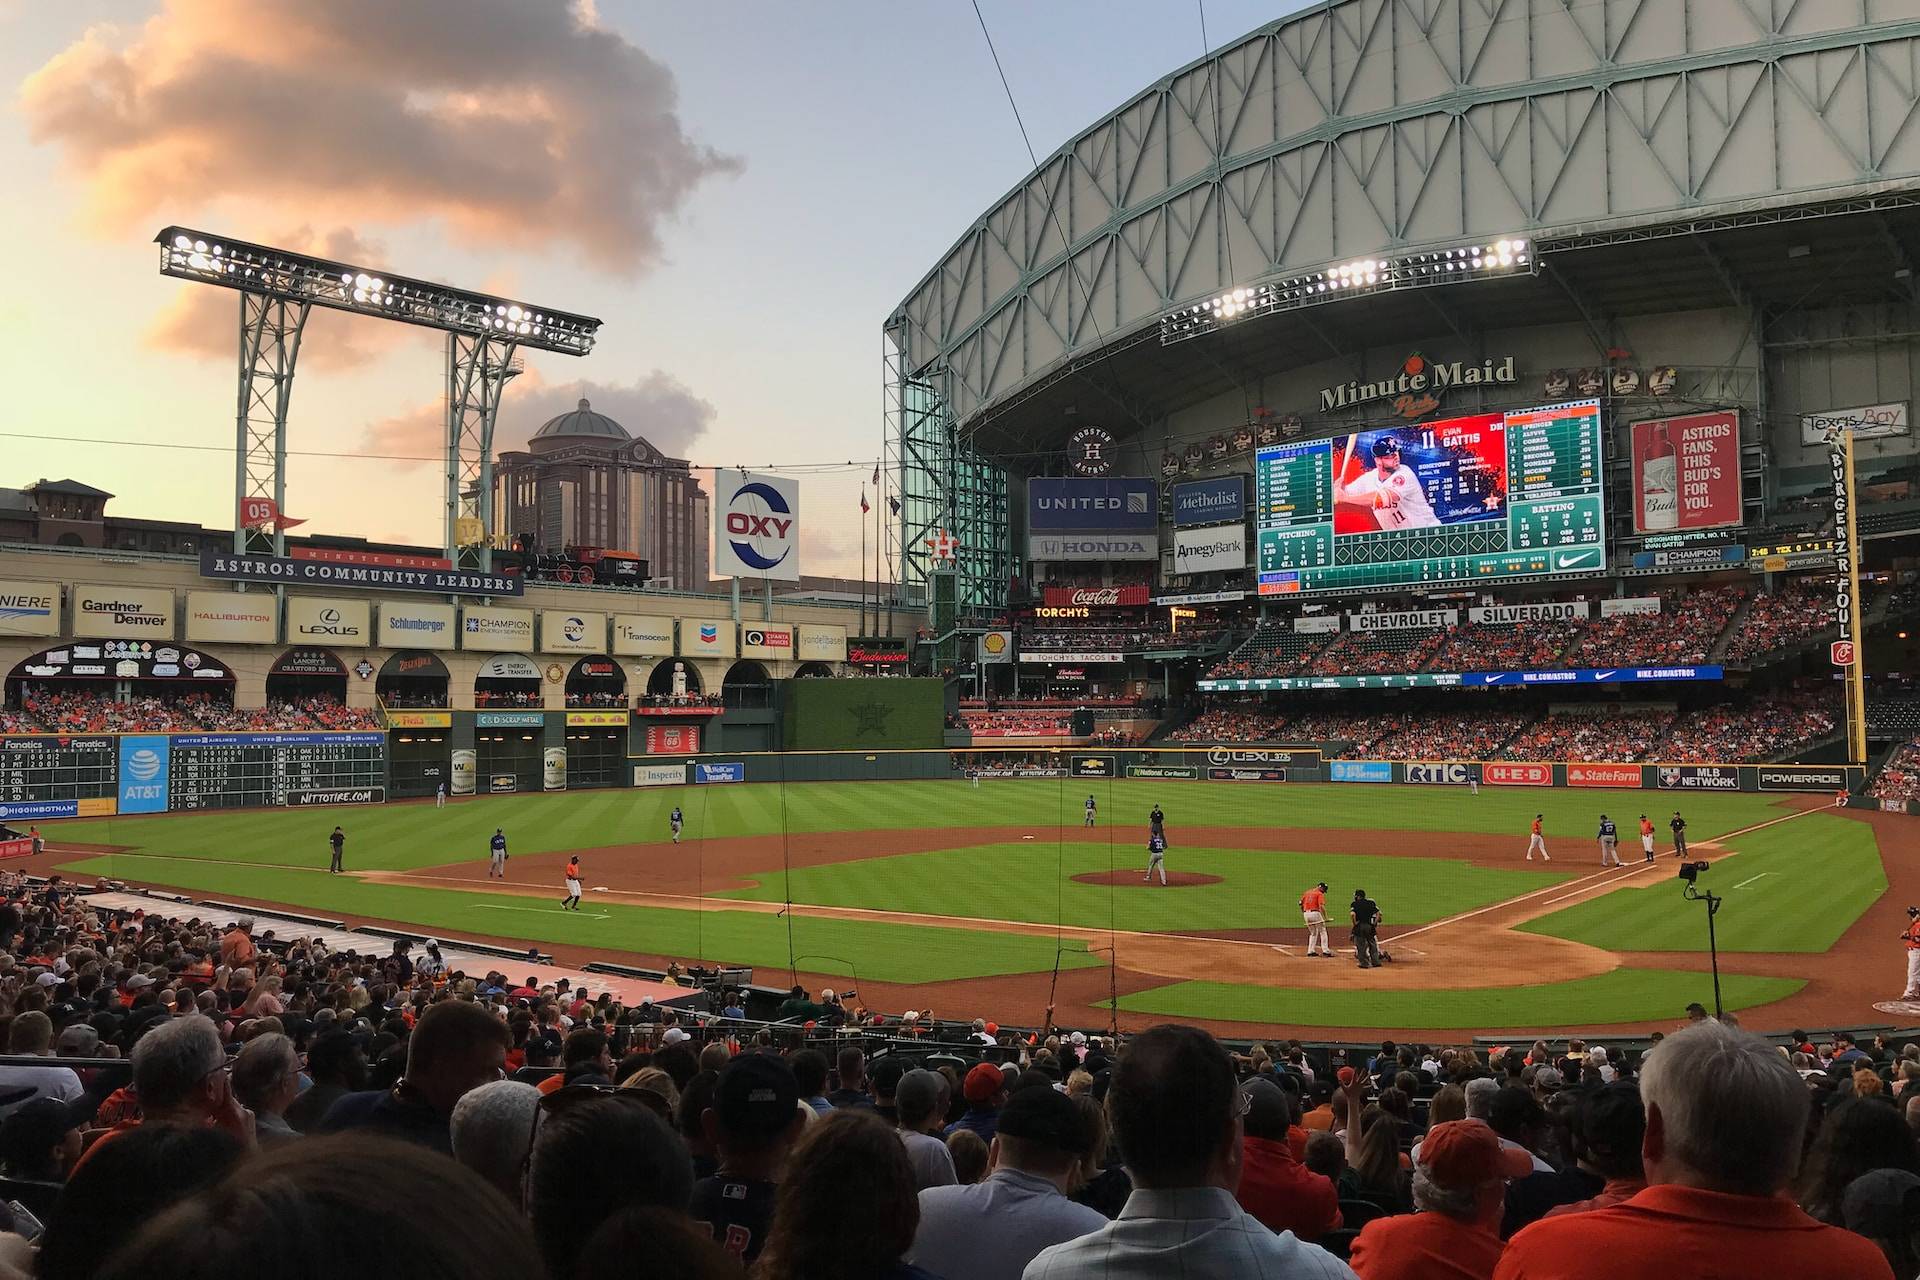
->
(947, 1063), (1007, 1142)
(1026, 1024), (1355, 1279)
(757, 1109), (937, 1280)
(896, 1068), (958, 1189)
(691, 1053), (805, 1264)
(317, 1000), (510, 1154)
(1237, 1077), (1341, 1241)
(1350, 1120), (1531, 1280)
(871, 1055), (907, 1126)
(230, 1033), (302, 1147)
(1494, 1020), (1895, 1279)
(829, 1046), (875, 1110)
(909, 1085), (1106, 1279)
(0, 1011), (84, 1116)
(220, 918), (255, 968)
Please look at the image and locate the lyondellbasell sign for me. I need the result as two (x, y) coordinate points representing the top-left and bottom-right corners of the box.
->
(1319, 353), (1517, 416)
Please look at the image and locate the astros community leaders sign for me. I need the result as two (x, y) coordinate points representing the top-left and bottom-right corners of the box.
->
(200, 549), (523, 596)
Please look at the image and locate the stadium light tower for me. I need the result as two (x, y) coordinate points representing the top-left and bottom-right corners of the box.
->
(156, 227), (601, 569)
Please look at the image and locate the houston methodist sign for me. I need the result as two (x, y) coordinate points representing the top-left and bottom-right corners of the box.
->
(714, 470), (801, 582)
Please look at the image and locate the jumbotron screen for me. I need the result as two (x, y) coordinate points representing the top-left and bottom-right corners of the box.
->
(1256, 399), (1604, 594)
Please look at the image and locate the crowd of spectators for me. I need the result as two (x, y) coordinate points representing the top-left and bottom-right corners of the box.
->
(1566, 589), (1743, 668)
(376, 689), (448, 709)
(959, 711), (1075, 737)
(1169, 701), (1291, 743)
(0, 870), (1910, 1280)
(1654, 690), (1838, 763)
(1872, 740), (1920, 805)
(562, 691), (628, 709)
(1206, 625), (1327, 680)
(1722, 580), (1836, 664)
(0, 690), (378, 735)
(1304, 631), (1450, 678)
(1362, 711), (1538, 763)
(473, 689), (543, 708)
(1426, 622), (1586, 672)
(1496, 709), (1676, 763)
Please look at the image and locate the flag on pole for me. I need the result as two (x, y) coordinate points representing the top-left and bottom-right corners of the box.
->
(872, 462), (881, 485)
(888, 497), (900, 516)
(860, 492), (871, 515)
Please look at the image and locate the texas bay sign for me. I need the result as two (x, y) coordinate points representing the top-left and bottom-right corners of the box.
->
(1320, 353), (1518, 417)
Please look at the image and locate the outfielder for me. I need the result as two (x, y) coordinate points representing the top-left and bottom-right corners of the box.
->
(1901, 907), (1920, 1002)
(670, 806), (684, 845)
(1639, 814), (1657, 864)
(1526, 815), (1550, 862)
(561, 855), (584, 912)
(1670, 811), (1688, 858)
(436, 780), (446, 809)
(1085, 795), (1096, 828)
(488, 828), (508, 878)
(1144, 833), (1168, 885)
(1300, 881), (1332, 957)
(1597, 814), (1621, 867)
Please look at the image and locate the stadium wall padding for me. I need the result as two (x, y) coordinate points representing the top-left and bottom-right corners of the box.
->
(780, 678), (945, 751)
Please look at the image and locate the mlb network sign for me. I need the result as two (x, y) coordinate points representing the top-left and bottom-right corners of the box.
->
(1027, 478), (1157, 531)
(714, 469), (800, 581)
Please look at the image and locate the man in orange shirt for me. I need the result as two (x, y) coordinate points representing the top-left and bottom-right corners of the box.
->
(561, 856), (583, 912)
(1900, 905), (1920, 1001)
(1350, 1119), (1528, 1279)
(1637, 814), (1656, 863)
(1525, 815), (1548, 862)
(1494, 1020), (1893, 1280)
(220, 919), (255, 970)
(1237, 1077), (1341, 1242)
(1300, 880), (1332, 957)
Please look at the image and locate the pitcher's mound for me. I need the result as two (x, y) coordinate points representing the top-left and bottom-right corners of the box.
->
(1071, 870), (1222, 888)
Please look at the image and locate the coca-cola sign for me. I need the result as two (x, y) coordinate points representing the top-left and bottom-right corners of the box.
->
(1042, 585), (1150, 608)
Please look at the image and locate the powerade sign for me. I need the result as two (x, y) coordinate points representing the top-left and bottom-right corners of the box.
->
(1330, 760), (1392, 783)
(118, 735), (171, 814)
(1171, 476), (1247, 526)
(1759, 766), (1849, 792)
(1028, 478), (1157, 531)
(696, 763), (745, 783)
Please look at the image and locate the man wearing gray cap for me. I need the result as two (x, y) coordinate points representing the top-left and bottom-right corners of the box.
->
(896, 1069), (957, 1189)
(909, 1084), (1107, 1280)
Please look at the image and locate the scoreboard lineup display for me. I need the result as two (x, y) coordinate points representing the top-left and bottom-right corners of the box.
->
(1256, 399), (1605, 594)
(0, 738), (117, 807)
(166, 733), (387, 810)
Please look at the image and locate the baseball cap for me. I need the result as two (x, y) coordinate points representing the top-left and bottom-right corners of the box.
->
(964, 1062), (1006, 1104)
(713, 1054), (800, 1143)
(0, 1096), (91, 1165)
(1243, 1078), (1291, 1141)
(125, 974), (155, 990)
(1370, 438), (1400, 456)
(1417, 1120), (1533, 1184)
(34, 973), (60, 988)
(1842, 1168), (1920, 1239)
(662, 1028), (690, 1045)
(996, 1084), (1089, 1154)
(54, 1024), (99, 1055)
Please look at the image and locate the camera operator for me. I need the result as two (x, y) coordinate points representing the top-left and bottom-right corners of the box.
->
(1900, 907), (1920, 1003)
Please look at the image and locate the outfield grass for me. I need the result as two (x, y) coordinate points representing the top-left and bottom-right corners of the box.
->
(1111, 968), (1806, 1029)
(51, 852), (1101, 985)
(1517, 813), (1884, 952)
(718, 841), (1568, 930)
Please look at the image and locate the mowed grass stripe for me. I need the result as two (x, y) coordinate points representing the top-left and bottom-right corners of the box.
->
(1517, 814), (1884, 953)
(719, 842), (1571, 931)
(53, 853), (1098, 985)
(1111, 969), (1805, 1029)
(44, 781), (1794, 875)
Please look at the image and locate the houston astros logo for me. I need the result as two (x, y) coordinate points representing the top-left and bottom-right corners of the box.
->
(927, 529), (958, 563)
(724, 479), (794, 571)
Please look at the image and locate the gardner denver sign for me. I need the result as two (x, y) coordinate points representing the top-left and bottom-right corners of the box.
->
(1320, 354), (1517, 415)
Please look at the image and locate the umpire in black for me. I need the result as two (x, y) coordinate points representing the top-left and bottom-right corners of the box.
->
(1351, 888), (1382, 969)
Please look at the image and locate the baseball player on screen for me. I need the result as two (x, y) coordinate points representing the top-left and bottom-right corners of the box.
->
(1597, 814), (1622, 867)
(1336, 438), (1441, 530)
(1300, 881), (1332, 957)
(1526, 814), (1550, 862)
(1144, 832), (1168, 885)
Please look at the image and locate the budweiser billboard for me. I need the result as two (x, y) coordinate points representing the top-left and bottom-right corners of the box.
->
(1042, 585), (1150, 608)
(1567, 763), (1644, 788)
(1484, 762), (1551, 787)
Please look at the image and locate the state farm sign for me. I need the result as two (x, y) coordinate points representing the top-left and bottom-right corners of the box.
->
(1567, 763), (1644, 788)
(1041, 585), (1150, 608)
(1484, 762), (1551, 786)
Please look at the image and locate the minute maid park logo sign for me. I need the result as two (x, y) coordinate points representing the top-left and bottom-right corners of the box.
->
(1319, 352), (1517, 417)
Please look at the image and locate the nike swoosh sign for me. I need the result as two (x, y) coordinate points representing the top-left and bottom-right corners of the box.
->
(1555, 550), (1600, 569)
(1594, 670), (1618, 681)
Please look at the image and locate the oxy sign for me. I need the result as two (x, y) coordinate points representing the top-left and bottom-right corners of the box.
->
(714, 470), (801, 581)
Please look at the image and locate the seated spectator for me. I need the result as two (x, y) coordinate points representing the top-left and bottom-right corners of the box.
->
(909, 1085), (1106, 1279)
(947, 1062), (1007, 1142)
(1495, 1020), (1894, 1279)
(758, 1109), (936, 1280)
(896, 1068), (958, 1189)
(949, 1128), (991, 1184)
(0, 1096), (86, 1183)
(1067, 1092), (1130, 1219)
(1027, 1024), (1354, 1278)
(829, 1046), (874, 1110)
(572, 1205), (744, 1280)
(318, 999), (510, 1153)
(449, 1079), (541, 1201)
(0, 1011), (83, 1116)
(1543, 1083), (1646, 1218)
(1238, 1076), (1341, 1241)
(1351, 1120), (1531, 1280)
(691, 1053), (806, 1264)
(230, 1032), (302, 1147)
(78, 1014), (248, 1167)
(35, 1124), (247, 1280)
(1798, 1097), (1920, 1225)
(1842, 1169), (1920, 1280)
(284, 1029), (368, 1133)
(93, 1135), (543, 1280)
(527, 1093), (693, 1278)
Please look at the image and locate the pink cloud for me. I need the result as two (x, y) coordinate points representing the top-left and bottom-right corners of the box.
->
(21, 0), (739, 273)
(361, 368), (716, 463)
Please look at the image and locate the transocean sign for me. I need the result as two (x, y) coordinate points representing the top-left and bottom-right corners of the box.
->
(1320, 354), (1518, 415)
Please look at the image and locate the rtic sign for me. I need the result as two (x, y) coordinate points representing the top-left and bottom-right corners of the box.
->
(1405, 762), (1480, 785)
(1042, 586), (1150, 608)
(1484, 762), (1551, 786)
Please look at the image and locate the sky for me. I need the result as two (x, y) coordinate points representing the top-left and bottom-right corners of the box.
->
(0, 0), (1301, 578)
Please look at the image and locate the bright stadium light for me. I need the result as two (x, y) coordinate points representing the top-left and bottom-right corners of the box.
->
(156, 225), (601, 357)
(1159, 237), (1535, 344)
